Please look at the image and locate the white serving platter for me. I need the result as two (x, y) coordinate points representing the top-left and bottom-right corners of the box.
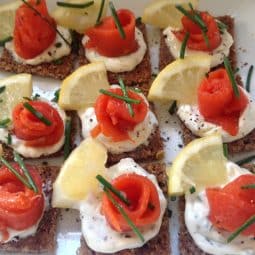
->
(0, 0), (255, 254)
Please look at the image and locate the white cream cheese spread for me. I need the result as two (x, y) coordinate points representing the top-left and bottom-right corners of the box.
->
(83, 27), (147, 73)
(80, 158), (167, 253)
(185, 162), (255, 255)
(177, 89), (255, 143)
(78, 86), (158, 154)
(5, 26), (71, 65)
(163, 26), (233, 68)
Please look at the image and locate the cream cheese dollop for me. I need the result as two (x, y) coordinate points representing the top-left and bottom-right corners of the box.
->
(78, 86), (158, 154)
(80, 158), (167, 253)
(83, 27), (147, 73)
(177, 88), (255, 143)
(0, 100), (66, 158)
(185, 162), (255, 255)
(163, 26), (233, 68)
(5, 26), (71, 65)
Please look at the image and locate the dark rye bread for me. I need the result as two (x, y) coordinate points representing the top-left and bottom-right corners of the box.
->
(1, 110), (79, 161)
(0, 165), (60, 253)
(0, 48), (75, 80)
(78, 22), (151, 86)
(159, 16), (237, 71)
(178, 163), (255, 255)
(77, 162), (170, 255)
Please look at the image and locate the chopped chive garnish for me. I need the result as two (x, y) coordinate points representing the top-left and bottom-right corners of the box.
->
(189, 186), (196, 194)
(0, 118), (11, 128)
(32, 94), (40, 100)
(180, 32), (190, 59)
(223, 143), (228, 158)
(104, 188), (144, 242)
(96, 0), (105, 25)
(64, 118), (71, 159)
(57, 1), (94, 8)
(23, 102), (52, 126)
(188, 2), (194, 11)
(6, 133), (12, 145)
(175, 5), (207, 32)
(202, 30), (210, 49)
(119, 78), (134, 117)
(241, 184), (255, 189)
(236, 155), (255, 165)
(217, 20), (228, 32)
(52, 89), (60, 103)
(21, 0), (71, 47)
(97, 175), (130, 206)
(136, 17), (142, 25)
(0, 156), (31, 189)
(14, 152), (38, 193)
(0, 86), (6, 94)
(109, 1), (126, 39)
(246, 65), (254, 92)
(53, 58), (63, 65)
(223, 56), (240, 98)
(0, 36), (13, 47)
(168, 101), (177, 115)
(234, 67), (240, 74)
(227, 214), (255, 242)
(99, 89), (141, 104)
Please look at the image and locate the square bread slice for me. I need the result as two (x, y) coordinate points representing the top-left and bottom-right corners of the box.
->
(178, 163), (255, 255)
(77, 162), (170, 255)
(0, 165), (60, 253)
(1, 110), (79, 161)
(78, 21), (152, 87)
(0, 48), (75, 80)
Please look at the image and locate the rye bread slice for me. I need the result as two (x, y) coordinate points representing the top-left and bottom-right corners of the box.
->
(0, 165), (60, 253)
(78, 22), (152, 86)
(1, 110), (79, 161)
(77, 162), (170, 255)
(159, 15), (238, 72)
(178, 163), (255, 255)
(0, 48), (75, 80)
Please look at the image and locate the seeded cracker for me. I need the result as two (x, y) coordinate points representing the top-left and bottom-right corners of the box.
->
(0, 165), (60, 253)
(178, 164), (255, 255)
(78, 22), (152, 87)
(77, 162), (170, 255)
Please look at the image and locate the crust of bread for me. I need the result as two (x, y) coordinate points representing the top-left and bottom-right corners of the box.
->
(0, 48), (75, 80)
(0, 165), (60, 253)
(1, 110), (78, 161)
(78, 22), (152, 86)
(178, 164), (255, 255)
(77, 162), (170, 255)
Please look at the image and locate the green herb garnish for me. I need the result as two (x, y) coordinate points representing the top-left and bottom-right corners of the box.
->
(109, 1), (126, 39)
(136, 16), (142, 25)
(223, 143), (228, 158)
(0, 36), (13, 47)
(14, 152), (38, 193)
(99, 89), (141, 104)
(202, 30), (210, 49)
(170, 196), (177, 201)
(53, 58), (63, 65)
(0, 118), (11, 128)
(0, 86), (6, 94)
(236, 155), (255, 165)
(246, 65), (254, 92)
(227, 214), (255, 242)
(180, 32), (190, 59)
(217, 20), (228, 32)
(119, 78), (134, 117)
(56, 1), (94, 9)
(52, 89), (60, 103)
(189, 186), (196, 194)
(97, 175), (130, 206)
(96, 0), (105, 25)
(6, 133), (12, 145)
(223, 56), (240, 98)
(104, 188), (145, 242)
(32, 94), (40, 100)
(168, 101), (177, 115)
(23, 102), (52, 126)
(64, 118), (72, 159)
(241, 184), (255, 189)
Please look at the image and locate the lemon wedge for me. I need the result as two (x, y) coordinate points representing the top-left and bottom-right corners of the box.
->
(52, 137), (107, 209)
(58, 62), (110, 110)
(168, 134), (227, 196)
(142, 0), (198, 29)
(0, 0), (21, 41)
(148, 55), (211, 104)
(51, 0), (109, 34)
(0, 74), (32, 120)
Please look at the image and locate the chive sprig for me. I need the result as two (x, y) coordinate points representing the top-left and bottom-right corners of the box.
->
(241, 184), (255, 189)
(180, 32), (190, 59)
(223, 143), (228, 158)
(0, 36), (13, 47)
(246, 65), (254, 92)
(56, 1), (94, 8)
(236, 155), (255, 165)
(64, 118), (72, 159)
(96, 0), (105, 25)
(0, 118), (11, 128)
